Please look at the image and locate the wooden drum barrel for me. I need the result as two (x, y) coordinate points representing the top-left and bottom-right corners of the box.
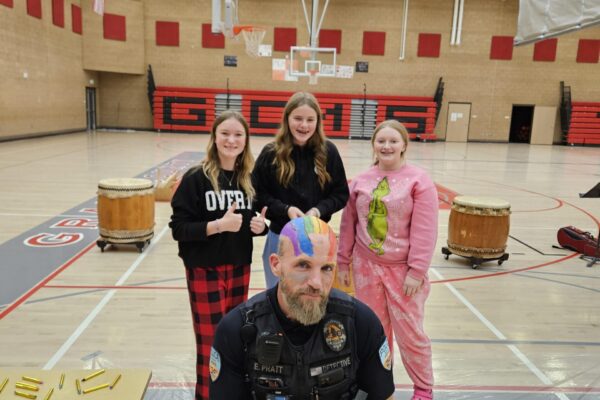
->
(97, 178), (155, 244)
(447, 196), (510, 259)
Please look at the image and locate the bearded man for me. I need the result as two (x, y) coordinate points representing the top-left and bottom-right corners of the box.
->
(209, 216), (395, 400)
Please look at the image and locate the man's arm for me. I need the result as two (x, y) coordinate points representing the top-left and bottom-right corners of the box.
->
(209, 309), (252, 400)
(353, 300), (396, 399)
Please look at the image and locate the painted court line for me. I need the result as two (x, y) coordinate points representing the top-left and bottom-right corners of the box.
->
(0, 241), (97, 319)
(430, 267), (571, 400)
(43, 224), (170, 370)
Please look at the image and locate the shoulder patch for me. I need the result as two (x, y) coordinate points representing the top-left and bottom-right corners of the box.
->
(323, 319), (347, 352)
(209, 347), (221, 382)
(378, 339), (392, 371)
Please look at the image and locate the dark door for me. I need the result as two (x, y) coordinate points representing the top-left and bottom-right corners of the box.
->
(509, 105), (534, 143)
(86, 87), (97, 131)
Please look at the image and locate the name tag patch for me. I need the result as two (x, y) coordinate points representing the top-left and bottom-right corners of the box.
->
(209, 347), (221, 382)
(253, 362), (286, 375)
(310, 356), (351, 377)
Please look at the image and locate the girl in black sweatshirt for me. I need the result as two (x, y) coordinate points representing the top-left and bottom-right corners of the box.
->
(252, 92), (349, 288)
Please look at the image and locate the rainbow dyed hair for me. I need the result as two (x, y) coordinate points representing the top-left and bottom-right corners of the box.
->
(279, 216), (337, 259)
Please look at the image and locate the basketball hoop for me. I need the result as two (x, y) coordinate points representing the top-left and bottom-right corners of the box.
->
(308, 70), (318, 85)
(306, 61), (320, 85)
(234, 25), (266, 58)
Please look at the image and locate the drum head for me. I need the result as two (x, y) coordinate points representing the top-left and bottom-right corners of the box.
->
(453, 196), (510, 210)
(98, 178), (154, 191)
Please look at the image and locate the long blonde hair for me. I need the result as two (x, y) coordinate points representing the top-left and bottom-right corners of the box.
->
(273, 92), (331, 189)
(200, 110), (255, 201)
(371, 119), (410, 165)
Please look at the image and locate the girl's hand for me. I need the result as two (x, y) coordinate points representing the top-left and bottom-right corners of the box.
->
(287, 206), (304, 219)
(306, 207), (321, 218)
(250, 207), (267, 234)
(403, 275), (423, 297)
(219, 203), (243, 232)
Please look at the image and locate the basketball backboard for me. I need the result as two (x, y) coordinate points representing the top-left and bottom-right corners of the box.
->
(289, 46), (337, 84)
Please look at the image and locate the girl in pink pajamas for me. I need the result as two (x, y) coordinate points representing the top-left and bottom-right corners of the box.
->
(337, 120), (438, 400)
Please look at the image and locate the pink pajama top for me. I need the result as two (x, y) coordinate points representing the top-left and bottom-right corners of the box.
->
(337, 164), (438, 281)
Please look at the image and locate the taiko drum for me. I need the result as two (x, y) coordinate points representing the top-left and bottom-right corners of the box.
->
(447, 196), (510, 259)
(97, 178), (155, 243)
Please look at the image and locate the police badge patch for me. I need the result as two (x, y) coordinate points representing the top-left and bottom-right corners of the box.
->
(209, 347), (221, 382)
(323, 319), (346, 352)
(378, 340), (392, 370)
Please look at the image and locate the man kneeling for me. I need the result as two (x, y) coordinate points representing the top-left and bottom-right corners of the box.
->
(209, 216), (395, 400)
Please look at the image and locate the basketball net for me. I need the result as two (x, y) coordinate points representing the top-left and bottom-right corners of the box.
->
(308, 70), (318, 85)
(307, 64), (319, 85)
(234, 25), (266, 58)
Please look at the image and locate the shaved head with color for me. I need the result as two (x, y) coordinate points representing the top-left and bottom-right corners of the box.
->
(271, 216), (338, 325)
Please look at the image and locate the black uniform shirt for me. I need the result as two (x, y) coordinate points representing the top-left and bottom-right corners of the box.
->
(209, 287), (395, 399)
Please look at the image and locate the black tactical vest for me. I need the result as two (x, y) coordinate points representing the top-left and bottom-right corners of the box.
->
(240, 289), (360, 400)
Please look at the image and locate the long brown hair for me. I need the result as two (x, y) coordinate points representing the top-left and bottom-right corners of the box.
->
(272, 92), (331, 189)
(199, 110), (255, 201)
(371, 119), (410, 165)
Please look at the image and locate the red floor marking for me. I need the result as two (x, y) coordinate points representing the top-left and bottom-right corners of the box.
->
(145, 381), (600, 393)
(44, 285), (186, 290)
(432, 253), (580, 284)
(511, 201), (563, 213)
(397, 384), (600, 393)
(562, 199), (600, 228)
(0, 241), (97, 320)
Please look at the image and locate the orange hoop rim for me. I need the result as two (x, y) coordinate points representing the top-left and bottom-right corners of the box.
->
(232, 25), (266, 36)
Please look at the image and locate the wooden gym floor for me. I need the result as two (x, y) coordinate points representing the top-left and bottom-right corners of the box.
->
(0, 131), (599, 399)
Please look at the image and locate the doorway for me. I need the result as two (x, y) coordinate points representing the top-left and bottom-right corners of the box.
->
(509, 105), (534, 143)
(446, 102), (471, 142)
(85, 87), (97, 131)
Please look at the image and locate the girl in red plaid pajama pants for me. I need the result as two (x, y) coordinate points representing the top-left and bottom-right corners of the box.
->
(170, 110), (267, 399)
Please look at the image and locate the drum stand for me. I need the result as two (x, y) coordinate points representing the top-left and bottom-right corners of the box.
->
(580, 232), (600, 268)
(97, 237), (152, 253)
(442, 246), (509, 269)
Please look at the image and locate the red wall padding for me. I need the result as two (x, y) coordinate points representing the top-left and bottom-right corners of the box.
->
(202, 23), (225, 49)
(27, 0), (41, 19)
(153, 87), (438, 140)
(567, 101), (600, 145)
(274, 27), (296, 52)
(533, 38), (557, 62)
(490, 36), (513, 60)
(52, 0), (64, 28)
(103, 13), (126, 41)
(71, 4), (82, 34)
(362, 31), (386, 56)
(319, 29), (342, 54)
(156, 21), (179, 47)
(417, 33), (441, 58)
(576, 39), (600, 63)
(0, 0), (13, 8)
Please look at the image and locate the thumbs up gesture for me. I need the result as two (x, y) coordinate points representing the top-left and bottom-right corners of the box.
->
(219, 203), (243, 233)
(250, 206), (268, 234)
